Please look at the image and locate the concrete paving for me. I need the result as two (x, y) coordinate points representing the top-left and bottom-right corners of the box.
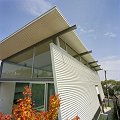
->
(104, 107), (113, 120)
(98, 107), (113, 120)
(99, 99), (114, 120)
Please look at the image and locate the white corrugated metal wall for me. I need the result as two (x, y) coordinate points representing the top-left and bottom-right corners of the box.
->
(50, 43), (104, 120)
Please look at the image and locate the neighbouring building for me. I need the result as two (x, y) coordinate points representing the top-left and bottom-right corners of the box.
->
(0, 7), (104, 120)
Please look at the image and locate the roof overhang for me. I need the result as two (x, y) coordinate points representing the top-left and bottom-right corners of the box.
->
(0, 7), (101, 70)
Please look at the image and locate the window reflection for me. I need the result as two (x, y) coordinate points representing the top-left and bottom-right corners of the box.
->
(32, 84), (45, 111)
(14, 83), (29, 104)
(33, 40), (53, 78)
(1, 48), (33, 78)
(1, 40), (53, 79)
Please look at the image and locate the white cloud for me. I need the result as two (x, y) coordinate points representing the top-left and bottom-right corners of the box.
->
(98, 56), (120, 80)
(79, 28), (95, 33)
(79, 28), (87, 33)
(104, 32), (116, 38)
(22, 0), (52, 16)
(78, 25), (95, 34)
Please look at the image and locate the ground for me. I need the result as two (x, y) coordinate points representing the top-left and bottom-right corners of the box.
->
(99, 99), (114, 120)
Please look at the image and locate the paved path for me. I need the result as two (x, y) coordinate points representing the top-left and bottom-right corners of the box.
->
(99, 99), (114, 120)
(104, 107), (113, 120)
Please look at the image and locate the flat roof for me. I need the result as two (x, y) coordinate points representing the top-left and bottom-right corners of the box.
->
(0, 7), (101, 70)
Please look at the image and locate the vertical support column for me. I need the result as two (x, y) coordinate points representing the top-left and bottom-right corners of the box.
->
(79, 56), (81, 62)
(65, 42), (67, 52)
(31, 47), (36, 79)
(56, 37), (60, 47)
(86, 62), (89, 67)
(30, 47), (36, 107)
(44, 83), (48, 111)
(0, 61), (3, 78)
(53, 37), (60, 47)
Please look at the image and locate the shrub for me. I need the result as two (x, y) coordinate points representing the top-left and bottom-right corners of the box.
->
(0, 86), (80, 120)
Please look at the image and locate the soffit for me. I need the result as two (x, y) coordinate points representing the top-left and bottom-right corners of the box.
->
(0, 7), (101, 70)
(0, 7), (69, 60)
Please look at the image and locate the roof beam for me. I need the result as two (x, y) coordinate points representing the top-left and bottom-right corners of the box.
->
(88, 61), (98, 65)
(74, 50), (92, 58)
(91, 65), (101, 68)
(79, 50), (92, 56)
(95, 69), (103, 71)
(53, 25), (77, 37)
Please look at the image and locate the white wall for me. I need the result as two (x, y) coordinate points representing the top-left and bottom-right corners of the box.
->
(50, 43), (104, 120)
(0, 82), (15, 114)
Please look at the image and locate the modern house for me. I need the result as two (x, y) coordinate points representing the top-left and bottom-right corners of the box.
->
(0, 7), (104, 120)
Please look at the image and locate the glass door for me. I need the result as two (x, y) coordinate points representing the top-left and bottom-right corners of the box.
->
(31, 83), (55, 111)
(13, 82), (55, 112)
(32, 84), (45, 111)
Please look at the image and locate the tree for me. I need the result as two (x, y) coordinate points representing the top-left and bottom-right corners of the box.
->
(101, 80), (120, 97)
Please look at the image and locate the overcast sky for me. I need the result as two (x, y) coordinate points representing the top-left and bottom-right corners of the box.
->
(0, 0), (120, 80)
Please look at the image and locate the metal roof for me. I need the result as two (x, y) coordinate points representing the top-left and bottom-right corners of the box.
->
(0, 7), (101, 70)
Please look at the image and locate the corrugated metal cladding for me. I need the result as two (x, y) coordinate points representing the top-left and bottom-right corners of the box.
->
(50, 43), (104, 120)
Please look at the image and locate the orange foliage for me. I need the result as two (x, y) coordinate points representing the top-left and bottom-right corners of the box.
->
(13, 86), (35, 120)
(72, 115), (80, 120)
(12, 86), (60, 120)
(0, 112), (12, 120)
(0, 86), (80, 120)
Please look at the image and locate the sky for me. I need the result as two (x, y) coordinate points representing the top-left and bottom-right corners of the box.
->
(0, 0), (120, 80)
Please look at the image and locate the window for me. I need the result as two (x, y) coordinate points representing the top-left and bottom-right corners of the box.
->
(66, 44), (80, 62)
(1, 39), (53, 79)
(32, 84), (45, 111)
(1, 48), (33, 78)
(66, 45), (77, 57)
(13, 83), (55, 112)
(33, 40), (53, 78)
(14, 83), (29, 104)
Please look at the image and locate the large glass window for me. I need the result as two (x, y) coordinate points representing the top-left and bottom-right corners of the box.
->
(1, 48), (33, 78)
(59, 38), (95, 71)
(33, 40), (53, 78)
(59, 38), (80, 61)
(1, 39), (53, 79)
(66, 44), (80, 62)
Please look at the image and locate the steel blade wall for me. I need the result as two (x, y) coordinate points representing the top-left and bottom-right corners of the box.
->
(50, 43), (104, 120)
